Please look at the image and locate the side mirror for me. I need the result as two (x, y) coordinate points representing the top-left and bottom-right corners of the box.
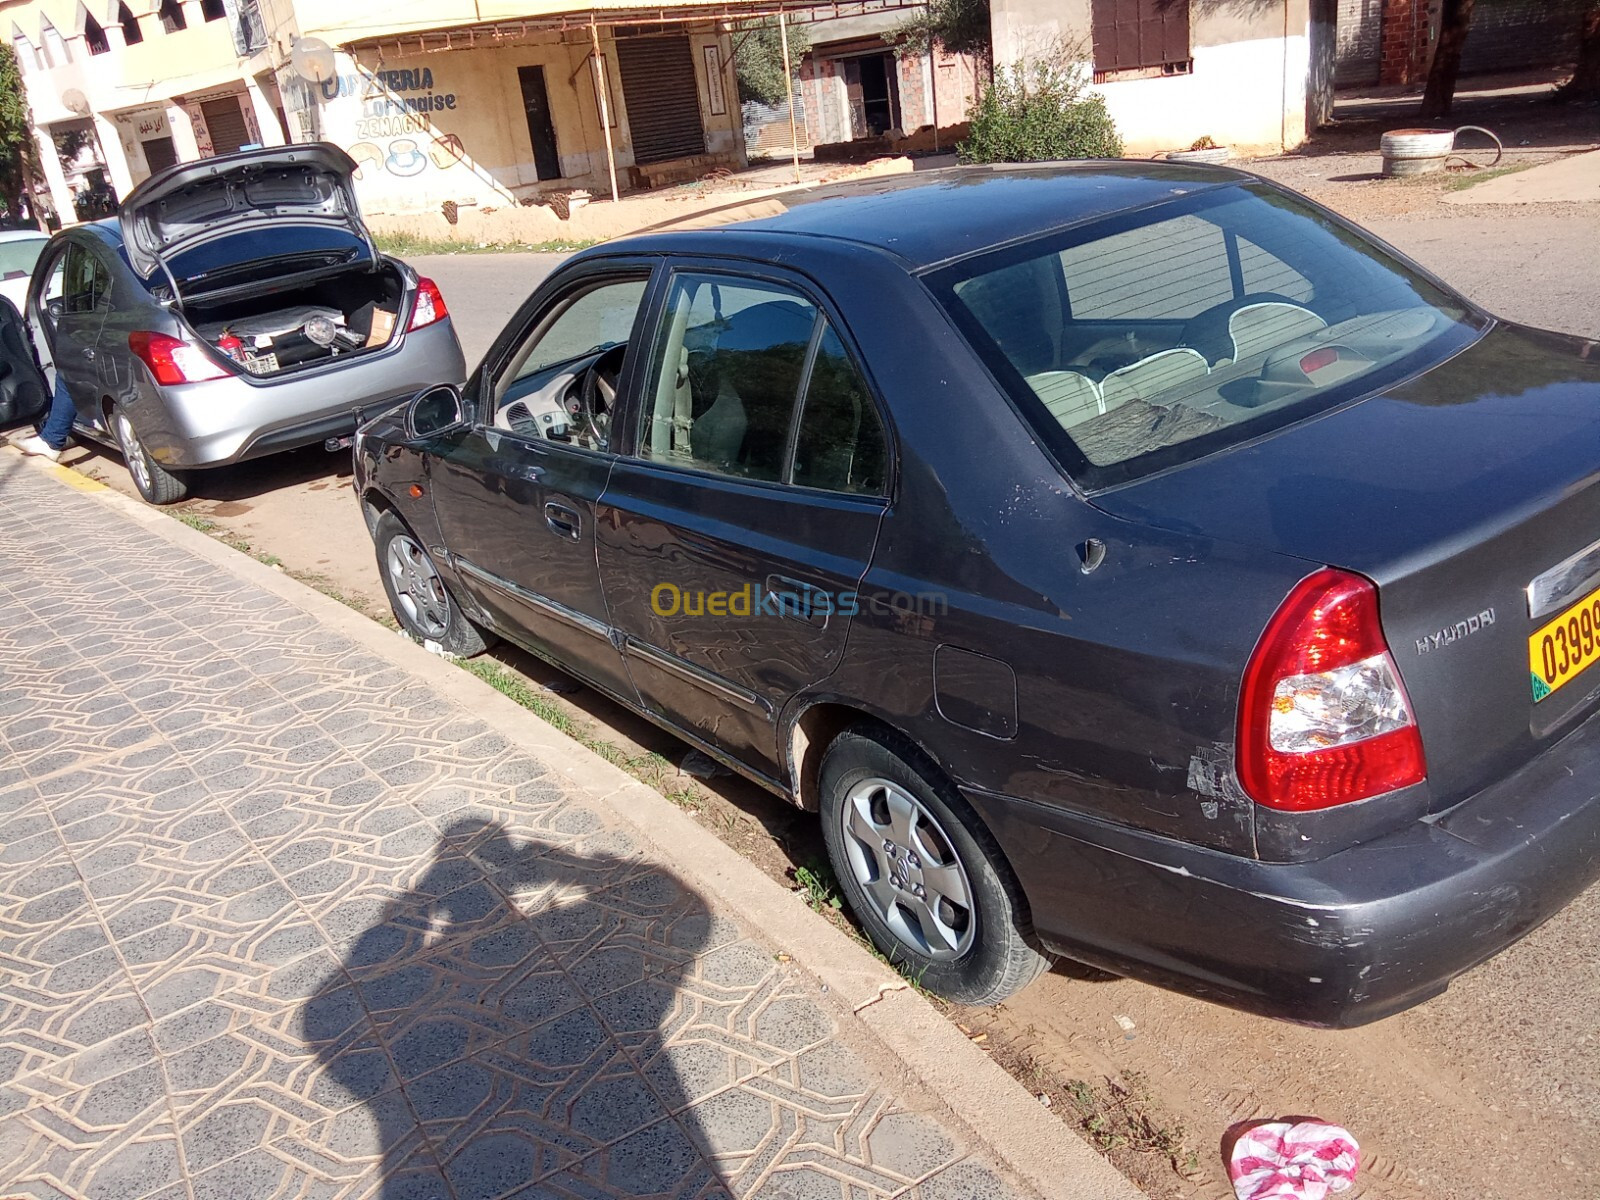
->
(403, 385), (467, 441)
(406, 383), (466, 439)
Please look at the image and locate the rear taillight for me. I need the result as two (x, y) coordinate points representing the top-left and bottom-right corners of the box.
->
(408, 277), (448, 330)
(128, 331), (230, 385)
(1237, 568), (1426, 811)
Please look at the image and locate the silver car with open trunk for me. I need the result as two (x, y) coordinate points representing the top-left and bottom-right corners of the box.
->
(5, 143), (465, 503)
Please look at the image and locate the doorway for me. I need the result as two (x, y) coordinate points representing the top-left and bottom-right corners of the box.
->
(142, 136), (178, 174)
(843, 52), (901, 138)
(518, 66), (563, 182)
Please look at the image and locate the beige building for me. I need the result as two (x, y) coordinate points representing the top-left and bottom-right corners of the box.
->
(989, 0), (1337, 156)
(4, 0), (914, 227)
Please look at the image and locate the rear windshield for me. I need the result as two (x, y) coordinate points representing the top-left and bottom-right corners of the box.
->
(932, 184), (1480, 488)
(0, 236), (48, 279)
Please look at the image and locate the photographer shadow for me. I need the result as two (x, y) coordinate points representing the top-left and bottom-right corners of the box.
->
(301, 818), (740, 1198)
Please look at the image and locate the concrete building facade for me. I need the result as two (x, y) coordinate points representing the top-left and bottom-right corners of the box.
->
(7, 0), (918, 225)
(988, 0), (1335, 156)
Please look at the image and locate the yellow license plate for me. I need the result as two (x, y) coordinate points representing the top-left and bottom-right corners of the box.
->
(1529, 585), (1600, 702)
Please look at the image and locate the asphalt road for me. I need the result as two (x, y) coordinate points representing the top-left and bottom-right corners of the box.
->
(414, 252), (569, 368)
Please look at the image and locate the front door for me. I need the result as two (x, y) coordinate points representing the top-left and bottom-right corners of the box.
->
(517, 66), (563, 182)
(425, 265), (658, 703)
(0, 296), (50, 425)
(38, 243), (110, 430)
(598, 265), (891, 780)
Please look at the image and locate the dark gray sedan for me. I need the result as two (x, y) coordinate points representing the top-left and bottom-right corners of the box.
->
(354, 163), (1600, 1025)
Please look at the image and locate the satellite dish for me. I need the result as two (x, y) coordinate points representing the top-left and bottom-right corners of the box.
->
(61, 88), (89, 115)
(290, 37), (337, 84)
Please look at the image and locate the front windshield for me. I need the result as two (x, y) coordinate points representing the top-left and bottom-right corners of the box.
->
(935, 184), (1477, 487)
(0, 236), (49, 278)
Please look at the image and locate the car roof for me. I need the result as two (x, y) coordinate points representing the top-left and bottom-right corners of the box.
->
(614, 161), (1251, 271)
(0, 229), (49, 242)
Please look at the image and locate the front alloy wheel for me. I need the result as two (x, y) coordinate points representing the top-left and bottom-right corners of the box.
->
(386, 532), (451, 640)
(372, 510), (490, 657)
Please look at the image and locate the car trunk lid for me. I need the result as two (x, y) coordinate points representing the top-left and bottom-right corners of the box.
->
(119, 143), (375, 290)
(1092, 321), (1600, 810)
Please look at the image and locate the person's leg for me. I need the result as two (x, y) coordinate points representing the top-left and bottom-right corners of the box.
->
(13, 374), (75, 461)
(38, 374), (76, 450)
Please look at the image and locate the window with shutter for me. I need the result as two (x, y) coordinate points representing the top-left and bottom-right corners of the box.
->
(1090, 0), (1193, 82)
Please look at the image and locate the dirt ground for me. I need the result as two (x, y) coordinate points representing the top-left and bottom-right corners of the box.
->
(48, 92), (1600, 1200)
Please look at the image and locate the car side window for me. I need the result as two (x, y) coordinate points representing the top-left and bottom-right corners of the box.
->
(791, 323), (887, 496)
(639, 274), (817, 483)
(491, 275), (650, 452)
(61, 244), (109, 315)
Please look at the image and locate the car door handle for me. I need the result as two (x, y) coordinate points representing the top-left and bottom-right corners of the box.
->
(765, 574), (831, 628)
(544, 502), (582, 540)
(82, 347), (94, 359)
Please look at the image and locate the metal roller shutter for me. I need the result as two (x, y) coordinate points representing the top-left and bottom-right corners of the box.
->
(201, 97), (250, 156)
(1461, 0), (1587, 76)
(616, 34), (707, 165)
(1334, 0), (1381, 88)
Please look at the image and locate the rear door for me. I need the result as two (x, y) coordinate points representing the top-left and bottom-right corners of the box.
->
(598, 262), (892, 780)
(425, 260), (658, 703)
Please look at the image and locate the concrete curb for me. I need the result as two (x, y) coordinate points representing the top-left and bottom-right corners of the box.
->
(13, 447), (1143, 1200)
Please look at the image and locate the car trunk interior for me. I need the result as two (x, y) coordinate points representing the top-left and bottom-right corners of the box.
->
(183, 262), (406, 377)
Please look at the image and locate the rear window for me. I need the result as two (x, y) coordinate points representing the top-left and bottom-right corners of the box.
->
(0, 236), (48, 279)
(933, 185), (1479, 488)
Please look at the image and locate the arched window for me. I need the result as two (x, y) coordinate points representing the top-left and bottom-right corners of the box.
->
(200, 0), (224, 21)
(117, 2), (142, 44)
(83, 13), (109, 55)
(159, 0), (186, 33)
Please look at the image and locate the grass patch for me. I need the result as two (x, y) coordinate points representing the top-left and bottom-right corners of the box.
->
(985, 1045), (1198, 1187)
(372, 231), (601, 257)
(793, 860), (844, 913)
(1443, 162), (1532, 191)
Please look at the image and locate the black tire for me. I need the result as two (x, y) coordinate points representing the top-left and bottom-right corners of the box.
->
(110, 405), (189, 505)
(818, 725), (1051, 1005)
(373, 510), (491, 657)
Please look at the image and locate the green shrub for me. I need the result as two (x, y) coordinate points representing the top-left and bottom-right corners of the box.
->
(959, 55), (1123, 164)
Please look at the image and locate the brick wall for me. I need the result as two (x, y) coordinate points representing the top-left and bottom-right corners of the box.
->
(1378, 0), (1429, 85)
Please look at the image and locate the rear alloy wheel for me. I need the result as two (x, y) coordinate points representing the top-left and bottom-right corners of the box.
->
(373, 510), (490, 657)
(111, 406), (189, 505)
(819, 726), (1051, 1004)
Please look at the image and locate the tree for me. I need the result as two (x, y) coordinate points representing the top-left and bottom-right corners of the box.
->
(892, 0), (992, 61)
(0, 45), (36, 224)
(1420, 0), (1475, 119)
(1558, 2), (1600, 100)
(732, 19), (810, 107)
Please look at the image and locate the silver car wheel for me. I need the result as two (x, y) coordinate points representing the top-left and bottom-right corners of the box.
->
(839, 777), (976, 961)
(112, 410), (152, 495)
(385, 533), (451, 639)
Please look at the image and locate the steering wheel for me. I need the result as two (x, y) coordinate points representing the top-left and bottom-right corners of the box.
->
(575, 345), (625, 445)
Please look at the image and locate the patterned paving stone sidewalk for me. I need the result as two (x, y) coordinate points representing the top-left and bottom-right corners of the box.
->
(0, 458), (1035, 1200)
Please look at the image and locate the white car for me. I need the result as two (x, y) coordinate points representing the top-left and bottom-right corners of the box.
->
(0, 229), (50, 314)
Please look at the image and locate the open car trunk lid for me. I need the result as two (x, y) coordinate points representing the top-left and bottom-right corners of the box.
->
(1092, 321), (1600, 812)
(119, 143), (375, 292)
